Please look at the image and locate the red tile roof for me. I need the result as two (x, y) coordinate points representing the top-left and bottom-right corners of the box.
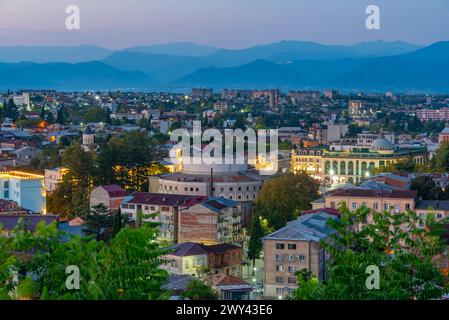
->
(303, 208), (341, 217)
(209, 274), (249, 286)
(329, 188), (417, 199)
(125, 192), (207, 207)
(100, 185), (128, 197)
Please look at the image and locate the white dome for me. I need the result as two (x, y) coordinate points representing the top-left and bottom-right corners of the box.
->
(370, 138), (393, 151)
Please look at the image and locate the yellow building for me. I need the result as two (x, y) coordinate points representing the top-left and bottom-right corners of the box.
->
(292, 138), (427, 185)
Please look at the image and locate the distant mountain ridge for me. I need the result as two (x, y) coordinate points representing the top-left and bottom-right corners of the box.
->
(0, 40), (447, 92)
(175, 41), (449, 92)
(102, 40), (423, 82)
(0, 61), (156, 91)
(125, 42), (220, 56)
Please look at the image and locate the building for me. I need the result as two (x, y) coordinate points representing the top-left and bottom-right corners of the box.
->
(439, 126), (449, 144)
(0, 171), (45, 213)
(161, 242), (208, 277)
(82, 127), (95, 146)
(120, 192), (206, 242)
(326, 123), (349, 143)
(150, 162), (264, 226)
(161, 242), (243, 278)
(207, 274), (253, 300)
(0, 214), (58, 237)
(263, 212), (338, 299)
(178, 197), (245, 246)
(415, 200), (449, 221)
(324, 90), (338, 99)
(291, 147), (325, 179)
(203, 244), (243, 277)
(44, 167), (69, 193)
(192, 88), (213, 98)
(417, 108), (449, 122)
(292, 137), (427, 185)
(90, 185), (128, 211)
(313, 189), (417, 214)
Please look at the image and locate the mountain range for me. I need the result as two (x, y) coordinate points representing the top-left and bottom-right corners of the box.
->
(0, 40), (447, 92)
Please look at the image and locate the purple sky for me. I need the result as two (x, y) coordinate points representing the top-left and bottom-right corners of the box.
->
(0, 0), (448, 49)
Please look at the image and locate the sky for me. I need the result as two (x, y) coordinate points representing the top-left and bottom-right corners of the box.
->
(0, 0), (448, 49)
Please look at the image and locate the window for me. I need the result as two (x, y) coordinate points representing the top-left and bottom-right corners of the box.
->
(276, 265), (284, 272)
(276, 255), (283, 262)
(330, 201), (336, 209)
(384, 203), (389, 211)
(437, 213), (443, 219)
(288, 277), (296, 284)
(288, 266), (295, 273)
(288, 244), (297, 250)
(276, 243), (285, 250)
(288, 255), (294, 262)
(405, 203), (411, 210)
(298, 255), (305, 262)
(352, 203), (357, 210)
(275, 277), (284, 284)
(373, 203), (379, 211)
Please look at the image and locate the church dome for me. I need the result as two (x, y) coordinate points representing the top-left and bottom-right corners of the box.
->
(370, 138), (393, 151)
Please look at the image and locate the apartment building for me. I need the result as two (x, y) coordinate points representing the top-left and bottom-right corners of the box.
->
(161, 242), (243, 278)
(263, 212), (337, 299)
(120, 192), (206, 242)
(315, 189), (417, 214)
(178, 197), (245, 246)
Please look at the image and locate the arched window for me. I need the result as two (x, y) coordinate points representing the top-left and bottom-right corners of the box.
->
(340, 162), (346, 175)
(361, 162), (368, 177)
(348, 161), (354, 175)
(332, 161), (339, 175)
(324, 161), (331, 175)
(369, 162), (376, 175)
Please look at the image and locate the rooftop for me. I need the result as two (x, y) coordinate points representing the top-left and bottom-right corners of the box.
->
(263, 212), (337, 242)
(328, 188), (417, 199)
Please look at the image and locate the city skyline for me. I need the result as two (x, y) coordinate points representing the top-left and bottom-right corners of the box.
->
(0, 0), (448, 49)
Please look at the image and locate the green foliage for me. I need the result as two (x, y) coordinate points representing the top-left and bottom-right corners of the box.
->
(83, 204), (114, 241)
(247, 215), (264, 267)
(433, 141), (449, 172)
(0, 219), (169, 300)
(255, 173), (319, 230)
(180, 279), (217, 300)
(291, 204), (449, 300)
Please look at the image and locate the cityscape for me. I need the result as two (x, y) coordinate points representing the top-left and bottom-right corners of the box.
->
(0, 0), (449, 310)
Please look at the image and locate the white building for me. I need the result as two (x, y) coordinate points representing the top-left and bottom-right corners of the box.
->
(44, 167), (68, 193)
(0, 171), (45, 213)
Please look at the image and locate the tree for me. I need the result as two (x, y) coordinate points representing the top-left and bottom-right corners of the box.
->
(291, 204), (449, 300)
(112, 208), (127, 237)
(411, 176), (437, 200)
(4, 98), (18, 121)
(1, 219), (170, 300)
(56, 106), (65, 125)
(180, 279), (217, 300)
(433, 141), (449, 172)
(48, 143), (95, 218)
(254, 173), (319, 230)
(84, 204), (114, 241)
(247, 215), (264, 274)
